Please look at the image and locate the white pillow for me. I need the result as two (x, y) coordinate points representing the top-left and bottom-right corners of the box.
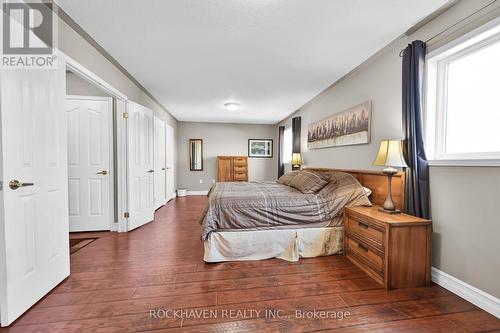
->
(363, 186), (372, 196)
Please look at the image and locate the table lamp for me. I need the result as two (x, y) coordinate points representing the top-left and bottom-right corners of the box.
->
(291, 153), (302, 170)
(373, 140), (407, 214)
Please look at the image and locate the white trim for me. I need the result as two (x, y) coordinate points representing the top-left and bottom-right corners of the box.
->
(65, 95), (112, 102)
(62, 51), (129, 233)
(187, 191), (209, 196)
(428, 159), (500, 167)
(431, 267), (500, 318)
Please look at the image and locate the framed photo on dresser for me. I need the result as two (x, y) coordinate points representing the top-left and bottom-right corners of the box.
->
(248, 139), (273, 158)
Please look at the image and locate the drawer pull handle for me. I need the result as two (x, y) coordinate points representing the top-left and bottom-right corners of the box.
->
(358, 222), (369, 229)
(358, 243), (369, 252)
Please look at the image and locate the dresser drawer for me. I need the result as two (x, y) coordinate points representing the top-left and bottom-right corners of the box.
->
(234, 165), (247, 173)
(233, 172), (247, 181)
(233, 157), (247, 166)
(346, 237), (383, 273)
(346, 215), (384, 248)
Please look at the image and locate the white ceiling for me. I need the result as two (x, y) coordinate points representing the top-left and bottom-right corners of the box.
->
(59, 0), (449, 124)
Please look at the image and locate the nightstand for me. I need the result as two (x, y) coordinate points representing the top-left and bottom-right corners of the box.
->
(344, 205), (432, 290)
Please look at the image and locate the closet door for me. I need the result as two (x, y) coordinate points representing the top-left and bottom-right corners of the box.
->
(0, 57), (69, 326)
(165, 124), (175, 200)
(153, 116), (167, 209)
(66, 96), (112, 231)
(127, 101), (154, 230)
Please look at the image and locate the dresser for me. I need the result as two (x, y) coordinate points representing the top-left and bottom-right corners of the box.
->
(217, 156), (248, 182)
(344, 206), (432, 290)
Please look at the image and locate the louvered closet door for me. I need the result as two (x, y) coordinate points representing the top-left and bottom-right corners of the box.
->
(127, 101), (154, 230)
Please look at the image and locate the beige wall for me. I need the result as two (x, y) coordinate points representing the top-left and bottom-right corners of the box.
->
(59, 19), (177, 126)
(177, 122), (277, 191)
(429, 167), (500, 297)
(278, 0), (500, 297)
(66, 72), (110, 97)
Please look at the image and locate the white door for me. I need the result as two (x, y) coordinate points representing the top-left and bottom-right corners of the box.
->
(66, 96), (112, 232)
(153, 116), (167, 209)
(0, 60), (70, 326)
(166, 124), (175, 200)
(127, 101), (154, 230)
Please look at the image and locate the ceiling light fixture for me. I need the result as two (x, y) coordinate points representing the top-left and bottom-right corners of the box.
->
(224, 102), (241, 111)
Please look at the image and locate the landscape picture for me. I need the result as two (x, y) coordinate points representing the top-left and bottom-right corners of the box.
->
(307, 101), (371, 149)
(248, 139), (273, 158)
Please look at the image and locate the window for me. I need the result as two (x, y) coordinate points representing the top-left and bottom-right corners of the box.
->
(283, 127), (292, 163)
(426, 19), (500, 165)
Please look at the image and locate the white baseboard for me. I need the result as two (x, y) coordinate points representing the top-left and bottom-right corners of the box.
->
(431, 267), (500, 318)
(186, 190), (209, 196)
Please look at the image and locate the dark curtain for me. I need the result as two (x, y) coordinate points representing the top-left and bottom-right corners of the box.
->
(402, 40), (430, 219)
(292, 116), (301, 153)
(278, 126), (285, 178)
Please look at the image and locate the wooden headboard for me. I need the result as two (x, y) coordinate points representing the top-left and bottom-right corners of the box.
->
(304, 168), (406, 210)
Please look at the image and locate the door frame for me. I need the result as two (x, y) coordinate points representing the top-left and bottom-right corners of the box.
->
(166, 123), (176, 201)
(154, 116), (167, 209)
(64, 53), (129, 232)
(66, 95), (114, 231)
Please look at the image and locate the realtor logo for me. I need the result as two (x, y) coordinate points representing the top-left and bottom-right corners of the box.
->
(2, 0), (57, 68)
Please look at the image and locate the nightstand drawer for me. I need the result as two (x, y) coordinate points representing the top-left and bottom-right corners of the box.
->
(346, 236), (383, 272)
(346, 215), (384, 248)
(344, 205), (432, 290)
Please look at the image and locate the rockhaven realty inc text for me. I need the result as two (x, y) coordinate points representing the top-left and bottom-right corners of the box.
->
(149, 308), (351, 320)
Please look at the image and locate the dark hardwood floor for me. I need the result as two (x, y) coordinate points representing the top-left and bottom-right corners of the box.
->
(2, 196), (499, 332)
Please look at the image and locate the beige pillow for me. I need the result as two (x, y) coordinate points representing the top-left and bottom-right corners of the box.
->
(289, 170), (329, 194)
(277, 171), (299, 186)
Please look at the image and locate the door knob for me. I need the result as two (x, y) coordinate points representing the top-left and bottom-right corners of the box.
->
(147, 169), (154, 173)
(9, 180), (34, 190)
(96, 170), (108, 175)
(161, 167), (166, 170)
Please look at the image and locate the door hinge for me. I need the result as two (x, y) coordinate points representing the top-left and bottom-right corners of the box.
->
(123, 112), (129, 119)
(124, 212), (130, 219)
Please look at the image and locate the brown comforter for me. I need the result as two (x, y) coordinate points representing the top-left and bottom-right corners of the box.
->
(199, 171), (371, 240)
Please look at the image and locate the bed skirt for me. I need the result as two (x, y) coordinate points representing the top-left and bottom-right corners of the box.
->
(203, 226), (343, 262)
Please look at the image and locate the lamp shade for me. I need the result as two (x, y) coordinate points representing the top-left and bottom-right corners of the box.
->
(291, 153), (302, 165)
(373, 140), (408, 168)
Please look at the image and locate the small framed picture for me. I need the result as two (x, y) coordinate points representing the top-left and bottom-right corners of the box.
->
(248, 139), (273, 158)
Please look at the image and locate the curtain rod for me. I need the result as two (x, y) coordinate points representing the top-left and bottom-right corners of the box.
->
(399, 0), (498, 57)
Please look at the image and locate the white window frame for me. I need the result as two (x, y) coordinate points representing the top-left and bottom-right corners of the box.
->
(425, 16), (500, 167)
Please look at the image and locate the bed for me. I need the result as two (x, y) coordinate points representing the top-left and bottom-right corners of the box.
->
(199, 168), (405, 262)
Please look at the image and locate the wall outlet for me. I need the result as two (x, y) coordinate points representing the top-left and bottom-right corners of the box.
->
(199, 179), (203, 184)
(212, 179), (215, 183)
